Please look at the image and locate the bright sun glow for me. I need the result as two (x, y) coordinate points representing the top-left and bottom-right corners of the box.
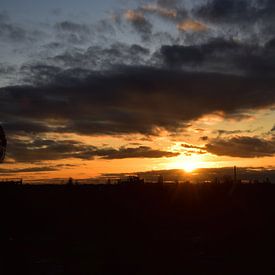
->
(182, 161), (198, 173)
(165, 152), (213, 173)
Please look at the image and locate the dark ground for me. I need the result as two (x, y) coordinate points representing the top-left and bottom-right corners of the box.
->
(0, 183), (275, 275)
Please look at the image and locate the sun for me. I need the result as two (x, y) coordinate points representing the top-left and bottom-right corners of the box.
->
(165, 153), (204, 173)
(182, 161), (197, 173)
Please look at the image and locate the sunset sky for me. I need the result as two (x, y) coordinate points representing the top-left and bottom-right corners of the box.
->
(0, 0), (275, 180)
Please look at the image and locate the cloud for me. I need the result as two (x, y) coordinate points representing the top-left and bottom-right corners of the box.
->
(7, 137), (178, 163)
(157, 38), (275, 76)
(47, 43), (150, 70)
(0, 20), (28, 42)
(193, 0), (275, 43)
(124, 10), (144, 22)
(181, 142), (207, 155)
(181, 143), (205, 150)
(123, 10), (152, 41)
(0, 163), (78, 174)
(194, 0), (275, 24)
(177, 20), (208, 32)
(0, 11), (44, 43)
(206, 136), (275, 158)
(0, 166), (59, 174)
(142, 4), (177, 19)
(31, 37), (275, 77)
(54, 21), (91, 44)
(200, 136), (208, 141)
(195, 0), (252, 23)
(156, 0), (180, 8)
(7, 138), (93, 162)
(160, 45), (204, 66)
(99, 146), (179, 159)
(3, 119), (53, 134)
(0, 63), (16, 75)
(1, 64), (275, 138)
(215, 129), (259, 137)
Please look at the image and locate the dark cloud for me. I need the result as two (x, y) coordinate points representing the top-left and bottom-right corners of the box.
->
(0, 163), (78, 174)
(266, 37), (275, 49)
(181, 143), (205, 150)
(7, 138), (94, 162)
(200, 136), (208, 141)
(181, 143), (207, 156)
(99, 146), (179, 159)
(195, 0), (253, 23)
(1, 65), (275, 137)
(158, 38), (275, 76)
(47, 43), (150, 70)
(7, 137), (178, 163)
(180, 134), (275, 158)
(3, 120), (54, 134)
(215, 129), (259, 137)
(206, 136), (275, 158)
(0, 166), (58, 174)
(193, 0), (275, 43)
(20, 64), (63, 85)
(160, 45), (204, 67)
(194, 0), (274, 27)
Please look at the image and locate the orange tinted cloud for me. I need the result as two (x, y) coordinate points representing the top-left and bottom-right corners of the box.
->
(124, 10), (145, 22)
(177, 20), (208, 32)
(142, 4), (177, 18)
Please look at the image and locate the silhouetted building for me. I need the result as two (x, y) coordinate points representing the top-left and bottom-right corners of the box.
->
(264, 177), (271, 185)
(67, 177), (74, 186)
(158, 175), (164, 185)
(119, 176), (144, 184)
(222, 175), (233, 184)
(0, 178), (22, 185)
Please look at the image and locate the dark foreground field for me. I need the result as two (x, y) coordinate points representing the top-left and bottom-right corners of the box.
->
(0, 183), (275, 275)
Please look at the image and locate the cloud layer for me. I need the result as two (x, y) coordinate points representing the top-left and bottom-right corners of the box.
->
(7, 137), (178, 163)
(1, 0), (275, 168)
(206, 136), (275, 158)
